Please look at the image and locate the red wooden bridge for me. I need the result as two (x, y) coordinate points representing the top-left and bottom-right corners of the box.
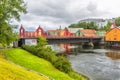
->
(18, 25), (102, 46)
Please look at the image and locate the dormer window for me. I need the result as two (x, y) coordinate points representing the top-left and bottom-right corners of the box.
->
(21, 29), (23, 33)
(38, 29), (41, 36)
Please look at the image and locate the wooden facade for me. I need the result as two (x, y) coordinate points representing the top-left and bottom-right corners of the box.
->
(105, 24), (120, 42)
(20, 25), (45, 38)
(18, 25), (102, 46)
(76, 29), (97, 38)
(46, 30), (57, 36)
(19, 25), (45, 46)
(46, 28), (72, 37)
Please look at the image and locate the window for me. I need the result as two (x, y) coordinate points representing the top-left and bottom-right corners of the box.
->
(114, 34), (116, 37)
(38, 29), (41, 36)
(32, 33), (34, 37)
(114, 38), (116, 40)
(114, 30), (117, 33)
(21, 29), (23, 33)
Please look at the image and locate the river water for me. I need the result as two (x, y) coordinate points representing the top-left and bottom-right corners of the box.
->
(49, 44), (120, 80)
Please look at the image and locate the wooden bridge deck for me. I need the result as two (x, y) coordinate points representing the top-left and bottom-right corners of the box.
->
(46, 37), (102, 44)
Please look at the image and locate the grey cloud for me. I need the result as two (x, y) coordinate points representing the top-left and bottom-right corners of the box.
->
(87, 2), (97, 12)
(28, 0), (70, 19)
(20, 0), (109, 29)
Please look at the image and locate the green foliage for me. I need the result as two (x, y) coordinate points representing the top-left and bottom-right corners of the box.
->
(22, 45), (72, 73)
(3, 48), (74, 80)
(0, 23), (18, 46)
(0, 56), (50, 80)
(22, 45), (38, 55)
(0, 0), (27, 46)
(54, 56), (72, 73)
(37, 47), (58, 64)
(115, 17), (120, 26)
(68, 72), (88, 80)
(103, 21), (111, 31)
(21, 45), (88, 80)
(37, 36), (48, 48)
(69, 24), (78, 28)
(0, 0), (27, 22)
(69, 22), (98, 30)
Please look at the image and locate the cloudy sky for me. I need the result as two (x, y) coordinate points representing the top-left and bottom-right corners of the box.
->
(14, 0), (120, 30)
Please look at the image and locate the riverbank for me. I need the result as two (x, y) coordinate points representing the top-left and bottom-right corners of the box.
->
(2, 48), (74, 80)
(22, 45), (89, 80)
(1, 48), (89, 80)
(0, 51), (50, 80)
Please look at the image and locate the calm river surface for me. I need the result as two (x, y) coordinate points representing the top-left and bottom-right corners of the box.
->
(49, 44), (120, 80)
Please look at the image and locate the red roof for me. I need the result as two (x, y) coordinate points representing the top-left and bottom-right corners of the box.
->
(47, 30), (56, 32)
(80, 29), (97, 37)
(81, 29), (96, 34)
(83, 34), (96, 37)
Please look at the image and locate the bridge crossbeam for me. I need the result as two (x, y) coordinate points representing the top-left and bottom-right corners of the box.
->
(47, 37), (102, 44)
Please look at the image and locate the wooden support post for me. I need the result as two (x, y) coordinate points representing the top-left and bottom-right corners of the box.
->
(89, 42), (94, 47)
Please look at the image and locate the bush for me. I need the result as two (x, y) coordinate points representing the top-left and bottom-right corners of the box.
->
(54, 56), (72, 73)
(22, 45), (73, 73)
(22, 45), (38, 55)
(21, 45), (88, 80)
(37, 48), (58, 63)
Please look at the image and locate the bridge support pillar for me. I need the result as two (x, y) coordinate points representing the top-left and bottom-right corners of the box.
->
(88, 42), (94, 47)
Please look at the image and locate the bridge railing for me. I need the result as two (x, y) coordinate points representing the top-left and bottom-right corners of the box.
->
(20, 35), (102, 39)
(46, 36), (101, 38)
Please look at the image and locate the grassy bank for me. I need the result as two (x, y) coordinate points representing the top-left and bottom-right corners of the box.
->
(3, 48), (74, 80)
(22, 45), (88, 80)
(0, 52), (50, 80)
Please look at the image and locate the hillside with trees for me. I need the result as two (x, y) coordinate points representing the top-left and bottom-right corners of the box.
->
(68, 21), (111, 31)
(69, 22), (98, 30)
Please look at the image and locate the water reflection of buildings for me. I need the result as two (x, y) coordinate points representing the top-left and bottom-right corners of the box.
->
(50, 43), (86, 54)
(59, 44), (73, 53)
(106, 52), (120, 60)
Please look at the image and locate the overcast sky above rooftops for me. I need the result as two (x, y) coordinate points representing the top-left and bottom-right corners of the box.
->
(13, 0), (120, 31)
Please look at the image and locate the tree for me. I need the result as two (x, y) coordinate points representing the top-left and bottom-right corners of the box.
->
(69, 24), (78, 28)
(115, 17), (120, 26)
(78, 22), (88, 29)
(0, 0), (27, 46)
(68, 22), (98, 30)
(88, 22), (98, 30)
(103, 21), (111, 31)
(0, 24), (18, 46)
(37, 36), (48, 48)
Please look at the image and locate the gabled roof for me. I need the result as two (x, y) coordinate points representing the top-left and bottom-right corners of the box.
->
(106, 24), (120, 35)
(80, 29), (96, 34)
(80, 29), (97, 37)
(36, 25), (44, 31)
(57, 29), (65, 32)
(47, 30), (56, 32)
(83, 34), (97, 37)
(68, 28), (83, 33)
(20, 25), (25, 30)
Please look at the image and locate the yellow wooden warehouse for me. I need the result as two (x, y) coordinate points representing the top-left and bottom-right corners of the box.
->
(105, 23), (120, 42)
